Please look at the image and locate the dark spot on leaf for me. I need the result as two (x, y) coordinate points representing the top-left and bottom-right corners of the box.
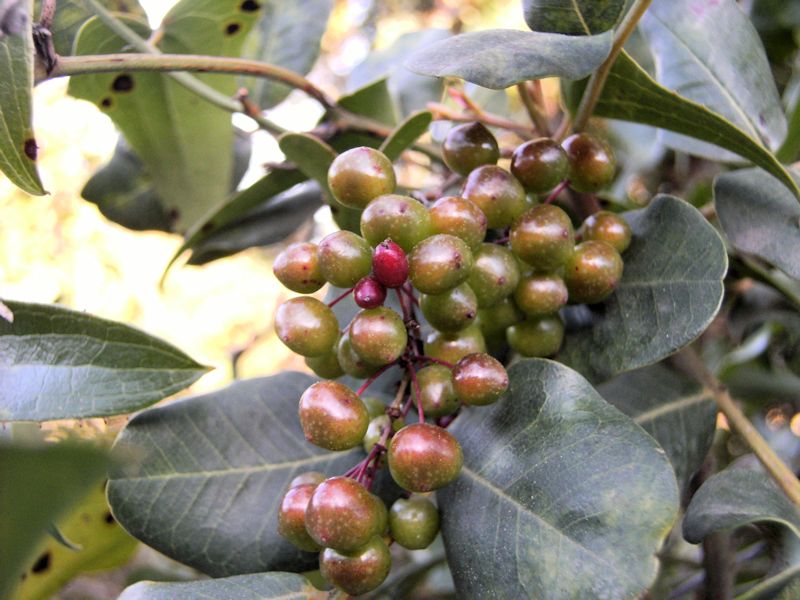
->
(225, 22), (242, 35)
(240, 0), (261, 11)
(23, 139), (37, 161)
(100, 97), (113, 109)
(201, 222), (215, 233)
(104, 511), (116, 524)
(32, 552), (51, 574)
(112, 74), (134, 93)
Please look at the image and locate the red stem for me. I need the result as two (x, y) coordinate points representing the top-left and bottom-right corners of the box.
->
(407, 365), (424, 423)
(327, 287), (354, 308)
(545, 180), (570, 204)
(411, 355), (455, 369)
(400, 285), (420, 306)
(356, 362), (396, 396)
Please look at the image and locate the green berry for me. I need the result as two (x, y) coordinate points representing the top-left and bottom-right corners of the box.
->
(275, 297), (339, 357)
(425, 324), (487, 364)
(299, 381), (369, 451)
(337, 332), (380, 379)
(462, 165), (529, 229)
(363, 414), (404, 454)
(278, 483), (321, 551)
(507, 315), (565, 357)
(318, 231), (373, 288)
(328, 147), (396, 209)
(389, 496), (440, 550)
(290, 472), (326, 487)
(562, 133), (616, 193)
(360, 194), (432, 253)
(362, 396), (387, 419)
(452, 353), (509, 406)
(578, 210), (632, 253)
(477, 298), (524, 351)
(305, 340), (345, 379)
(416, 364), (460, 418)
(509, 204), (575, 272)
(468, 243), (521, 308)
(408, 234), (474, 295)
(429, 195), (488, 250)
(388, 423), (463, 492)
(273, 242), (325, 293)
(510, 138), (569, 194)
(320, 536), (391, 596)
(513, 273), (568, 316)
(564, 240), (624, 304)
(420, 283), (478, 333)
(350, 307), (408, 366)
(305, 476), (385, 552)
(443, 122), (500, 176)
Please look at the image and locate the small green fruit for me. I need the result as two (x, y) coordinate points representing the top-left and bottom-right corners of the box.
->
(442, 122), (500, 175)
(564, 240), (624, 304)
(319, 536), (391, 596)
(408, 234), (474, 295)
(389, 496), (440, 550)
(299, 381), (369, 451)
(510, 138), (569, 194)
(388, 423), (463, 492)
(328, 147), (396, 209)
(562, 133), (616, 193)
(507, 315), (565, 357)
(349, 307), (408, 366)
(274, 297), (339, 358)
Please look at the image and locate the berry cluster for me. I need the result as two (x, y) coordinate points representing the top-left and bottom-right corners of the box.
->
(273, 123), (629, 595)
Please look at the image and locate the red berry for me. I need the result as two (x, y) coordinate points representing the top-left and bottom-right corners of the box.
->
(372, 239), (409, 288)
(354, 276), (387, 309)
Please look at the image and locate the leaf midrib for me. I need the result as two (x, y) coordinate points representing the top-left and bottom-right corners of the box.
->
(633, 390), (712, 425)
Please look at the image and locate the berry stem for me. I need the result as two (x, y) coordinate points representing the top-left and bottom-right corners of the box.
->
(411, 355), (454, 369)
(407, 365), (425, 423)
(428, 102), (536, 138)
(355, 362), (396, 396)
(436, 410), (460, 429)
(516, 81), (551, 136)
(327, 287), (355, 308)
(545, 180), (570, 204)
(400, 285), (420, 307)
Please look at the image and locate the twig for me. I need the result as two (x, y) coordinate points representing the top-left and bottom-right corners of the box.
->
(517, 82), (550, 136)
(428, 102), (536, 138)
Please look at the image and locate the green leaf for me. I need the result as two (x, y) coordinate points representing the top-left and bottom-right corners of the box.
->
(0, 0), (45, 196)
(241, 0), (333, 109)
(559, 195), (727, 382)
(11, 484), (138, 600)
(683, 468), (800, 544)
(522, 0), (634, 35)
(68, 1), (263, 232)
(0, 301), (208, 421)
(405, 29), (613, 90)
(640, 0), (786, 160)
(440, 359), (679, 599)
(599, 363), (716, 494)
(715, 168), (800, 281)
(338, 77), (397, 126)
(118, 572), (325, 600)
(588, 51), (800, 199)
(107, 373), (367, 576)
(0, 443), (110, 599)
(380, 111), (433, 162)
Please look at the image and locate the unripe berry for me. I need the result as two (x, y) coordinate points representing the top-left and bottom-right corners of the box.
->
(468, 243), (521, 308)
(416, 364), (460, 417)
(363, 414), (404, 454)
(278, 483), (321, 551)
(429, 195), (488, 250)
(443, 122), (500, 176)
(273, 242), (325, 293)
(362, 396), (387, 419)
(337, 332), (380, 379)
(354, 276), (387, 309)
(564, 240), (624, 304)
(305, 346), (345, 379)
(452, 352), (509, 406)
(372, 239), (408, 288)
(510, 204), (575, 272)
(328, 147), (396, 209)
(477, 298), (524, 338)
(320, 536), (391, 596)
(350, 307), (408, 366)
(510, 138), (569, 194)
(562, 133), (616, 193)
(299, 381), (369, 451)
(408, 234), (474, 295)
(275, 297), (339, 357)
(578, 210), (632, 253)
(462, 165), (529, 229)
(425, 324), (487, 364)
(389, 496), (440, 550)
(360, 194), (432, 253)
(388, 423), (463, 492)
(514, 273), (568, 316)
(420, 283), (478, 333)
(290, 472), (326, 488)
(507, 315), (565, 357)
(318, 230), (373, 288)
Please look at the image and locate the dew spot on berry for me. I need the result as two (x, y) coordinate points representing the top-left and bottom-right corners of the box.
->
(111, 74), (134, 93)
(23, 138), (37, 161)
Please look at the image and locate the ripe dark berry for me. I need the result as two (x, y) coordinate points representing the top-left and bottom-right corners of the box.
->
(425, 324), (487, 364)
(564, 240), (624, 304)
(354, 276), (387, 309)
(274, 297), (339, 357)
(328, 147), (396, 209)
(372, 239), (409, 288)
(462, 165), (529, 229)
(507, 314), (565, 357)
(416, 364), (460, 417)
(350, 306), (408, 366)
(360, 194), (432, 253)
(443, 122), (500, 176)
(562, 133), (616, 193)
(305, 476), (385, 552)
(578, 210), (632, 253)
(408, 234), (474, 295)
(389, 496), (440, 550)
(278, 483), (321, 551)
(514, 273), (569, 316)
(420, 283), (478, 333)
(388, 423), (463, 492)
(429, 196), (487, 250)
(509, 204), (575, 272)
(318, 230), (373, 288)
(510, 138), (569, 194)
(452, 352), (509, 406)
(299, 381), (369, 451)
(273, 242), (325, 293)
(467, 243), (521, 308)
(320, 535), (391, 596)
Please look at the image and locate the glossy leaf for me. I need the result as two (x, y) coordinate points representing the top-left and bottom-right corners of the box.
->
(522, 0), (634, 35)
(69, 2), (262, 232)
(107, 373), (366, 576)
(640, 0), (786, 160)
(715, 168), (800, 280)
(338, 77), (397, 126)
(0, 301), (208, 421)
(599, 363), (716, 493)
(0, 0), (45, 195)
(380, 111), (433, 162)
(587, 52), (800, 199)
(441, 359), (679, 599)
(559, 196), (727, 382)
(406, 29), (613, 90)
(683, 468), (800, 544)
(119, 572), (325, 600)
(241, 0), (333, 108)
(0, 443), (110, 599)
